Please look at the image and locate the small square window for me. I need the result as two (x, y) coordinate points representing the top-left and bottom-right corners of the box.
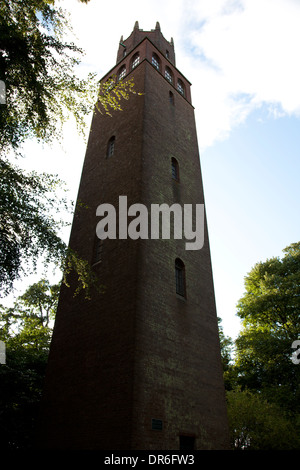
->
(151, 419), (163, 431)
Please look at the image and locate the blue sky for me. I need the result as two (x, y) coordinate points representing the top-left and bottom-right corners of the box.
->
(202, 109), (300, 337)
(7, 0), (300, 340)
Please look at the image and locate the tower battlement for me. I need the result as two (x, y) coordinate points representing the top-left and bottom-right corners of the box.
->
(117, 21), (175, 66)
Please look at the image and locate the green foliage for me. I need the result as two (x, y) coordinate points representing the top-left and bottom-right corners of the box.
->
(0, 279), (59, 449)
(0, 0), (99, 153)
(0, 156), (104, 297)
(223, 242), (300, 450)
(233, 327), (300, 412)
(17, 278), (59, 326)
(0, 0), (141, 153)
(234, 242), (300, 414)
(96, 75), (144, 117)
(0, 0), (141, 296)
(61, 246), (104, 299)
(227, 387), (300, 450)
(219, 319), (232, 363)
(0, 158), (70, 295)
(237, 242), (300, 336)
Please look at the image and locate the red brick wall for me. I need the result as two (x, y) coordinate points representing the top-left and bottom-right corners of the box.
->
(116, 23), (176, 66)
(37, 33), (229, 450)
(106, 36), (191, 104)
(130, 61), (229, 449)
(37, 65), (146, 450)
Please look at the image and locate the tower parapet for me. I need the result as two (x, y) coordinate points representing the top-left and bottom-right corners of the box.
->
(116, 21), (176, 66)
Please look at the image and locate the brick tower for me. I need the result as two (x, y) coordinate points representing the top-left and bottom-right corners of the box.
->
(37, 22), (229, 450)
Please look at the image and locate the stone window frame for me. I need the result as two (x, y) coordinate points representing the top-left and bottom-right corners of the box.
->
(171, 157), (179, 181)
(152, 53), (160, 71)
(165, 66), (173, 84)
(118, 65), (126, 81)
(177, 78), (185, 96)
(92, 237), (103, 266)
(107, 136), (115, 158)
(131, 52), (140, 69)
(175, 258), (186, 297)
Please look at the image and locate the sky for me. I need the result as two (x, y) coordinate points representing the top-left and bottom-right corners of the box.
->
(9, 0), (300, 340)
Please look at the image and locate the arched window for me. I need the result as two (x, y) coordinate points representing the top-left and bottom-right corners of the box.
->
(152, 53), (160, 71)
(175, 258), (186, 297)
(107, 136), (115, 158)
(92, 237), (103, 265)
(118, 65), (126, 81)
(165, 66), (173, 84)
(177, 78), (185, 96)
(171, 157), (179, 181)
(169, 91), (174, 105)
(131, 52), (140, 69)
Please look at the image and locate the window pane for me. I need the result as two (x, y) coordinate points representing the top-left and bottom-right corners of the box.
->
(172, 158), (179, 180)
(172, 163), (176, 179)
(93, 238), (103, 264)
(177, 79), (185, 96)
(152, 54), (160, 70)
(165, 67), (173, 83)
(118, 66), (126, 81)
(107, 137), (115, 157)
(132, 54), (140, 69)
(175, 259), (185, 297)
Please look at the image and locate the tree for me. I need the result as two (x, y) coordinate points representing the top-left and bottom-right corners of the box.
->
(0, 0), (140, 295)
(15, 278), (59, 327)
(236, 242), (300, 339)
(225, 242), (300, 450)
(0, 0), (93, 153)
(0, 156), (102, 298)
(0, 0), (139, 153)
(227, 387), (300, 450)
(0, 279), (59, 449)
(217, 317), (236, 391)
(234, 242), (300, 414)
(0, 158), (69, 295)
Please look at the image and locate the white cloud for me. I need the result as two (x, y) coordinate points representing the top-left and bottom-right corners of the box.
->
(180, 0), (300, 147)
(57, 0), (300, 151)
